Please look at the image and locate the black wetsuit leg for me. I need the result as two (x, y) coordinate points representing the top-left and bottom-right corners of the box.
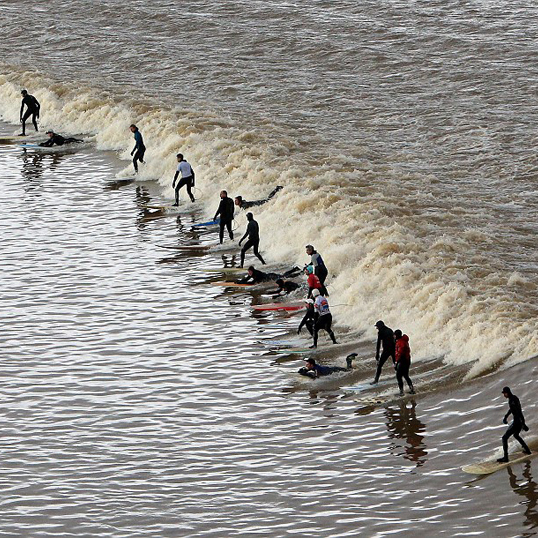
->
(133, 146), (146, 172)
(305, 319), (315, 336)
(502, 423), (530, 458)
(240, 239), (253, 266)
(252, 239), (266, 265)
(22, 109), (38, 135)
(374, 349), (395, 383)
(396, 361), (413, 392)
(219, 219), (233, 244)
(175, 176), (195, 204)
(64, 137), (83, 144)
(314, 313), (336, 347)
(316, 265), (328, 285)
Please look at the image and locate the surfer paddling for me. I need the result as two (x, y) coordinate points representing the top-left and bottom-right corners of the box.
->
(19, 90), (40, 136)
(298, 357), (350, 379)
(39, 130), (83, 147)
(129, 124), (146, 173)
(498, 386), (531, 463)
(172, 153), (195, 205)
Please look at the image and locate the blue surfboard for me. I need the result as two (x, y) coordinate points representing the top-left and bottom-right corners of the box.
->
(192, 218), (220, 228)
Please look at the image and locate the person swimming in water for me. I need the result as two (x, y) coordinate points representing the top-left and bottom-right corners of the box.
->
(129, 124), (146, 173)
(19, 90), (40, 136)
(39, 130), (83, 147)
(497, 386), (531, 463)
(234, 186), (283, 210)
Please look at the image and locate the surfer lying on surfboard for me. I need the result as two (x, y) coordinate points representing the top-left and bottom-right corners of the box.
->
(298, 356), (356, 379)
(498, 386), (531, 463)
(39, 130), (83, 147)
(238, 265), (302, 286)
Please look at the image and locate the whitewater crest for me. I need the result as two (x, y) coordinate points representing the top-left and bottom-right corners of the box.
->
(1, 66), (536, 377)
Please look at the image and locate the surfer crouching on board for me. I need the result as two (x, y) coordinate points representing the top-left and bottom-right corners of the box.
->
(498, 386), (531, 463)
(39, 130), (83, 147)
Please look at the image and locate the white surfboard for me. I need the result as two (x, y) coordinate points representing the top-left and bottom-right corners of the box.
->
(462, 451), (538, 475)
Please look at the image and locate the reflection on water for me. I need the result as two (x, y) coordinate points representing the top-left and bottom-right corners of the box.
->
(507, 462), (538, 532)
(384, 399), (428, 467)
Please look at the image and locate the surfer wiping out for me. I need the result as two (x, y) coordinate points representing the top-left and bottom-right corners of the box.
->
(498, 386), (531, 463)
(172, 153), (195, 205)
(234, 186), (283, 210)
(19, 90), (40, 136)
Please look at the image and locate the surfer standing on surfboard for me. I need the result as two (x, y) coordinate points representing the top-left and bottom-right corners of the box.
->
(19, 90), (40, 136)
(238, 212), (266, 267)
(498, 386), (531, 463)
(129, 124), (145, 173)
(172, 153), (195, 205)
(214, 190), (235, 244)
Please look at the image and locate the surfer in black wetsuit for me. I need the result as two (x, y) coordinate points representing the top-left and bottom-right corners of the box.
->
(371, 320), (395, 385)
(214, 190), (235, 244)
(239, 212), (266, 268)
(297, 299), (316, 336)
(234, 186), (283, 210)
(130, 124), (146, 173)
(497, 386), (531, 463)
(268, 278), (300, 297)
(39, 130), (83, 147)
(298, 357), (350, 379)
(238, 265), (300, 286)
(19, 90), (40, 136)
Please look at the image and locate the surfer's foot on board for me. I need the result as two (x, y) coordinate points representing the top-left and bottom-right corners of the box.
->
(497, 457), (508, 463)
(523, 448), (532, 455)
(172, 203), (179, 206)
(409, 389), (416, 395)
(370, 380), (378, 385)
(399, 390), (405, 397)
(18, 133), (26, 136)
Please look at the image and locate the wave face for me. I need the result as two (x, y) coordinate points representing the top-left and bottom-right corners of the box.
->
(1, 0), (538, 375)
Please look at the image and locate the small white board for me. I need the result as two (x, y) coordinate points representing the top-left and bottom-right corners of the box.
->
(462, 451), (538, 475)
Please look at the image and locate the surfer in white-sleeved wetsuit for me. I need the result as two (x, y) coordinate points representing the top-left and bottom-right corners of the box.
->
(498, 386), (531, 463)
(172, 153), (195, 204)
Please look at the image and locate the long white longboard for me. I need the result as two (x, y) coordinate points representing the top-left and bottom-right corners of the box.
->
(462, 451), (538, 475)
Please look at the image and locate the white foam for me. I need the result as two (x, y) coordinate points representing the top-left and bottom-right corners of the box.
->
(1, 68), (536, 377)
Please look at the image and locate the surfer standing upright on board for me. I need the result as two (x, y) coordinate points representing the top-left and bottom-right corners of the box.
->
(129, 124), (145, 173)
(498, 386), (531, 463)
(213, 190), (235, 244)
(19, 90), (40, 136)
(238, 212), (266, 267)
(172, 153), (195, 205)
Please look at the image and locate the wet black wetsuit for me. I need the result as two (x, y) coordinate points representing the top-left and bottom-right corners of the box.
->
(271, 281), (300, 295)
(238, 268), (279, 285)
(373, 325), (395, 383)
(298, 305), (315, 336)
(298, 363), (348, 379)
(214, 196), (235, 243)
(237, 186), (283, 209)
(131, 130), (146, 172)
(20, 94), (40, 135)
(240, 219), (265, 267)
(39, 134), (83, 147)
(501, 393), (531, 461)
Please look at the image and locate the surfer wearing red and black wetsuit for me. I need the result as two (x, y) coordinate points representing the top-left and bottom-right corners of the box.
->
(394, 330), (415, 396)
